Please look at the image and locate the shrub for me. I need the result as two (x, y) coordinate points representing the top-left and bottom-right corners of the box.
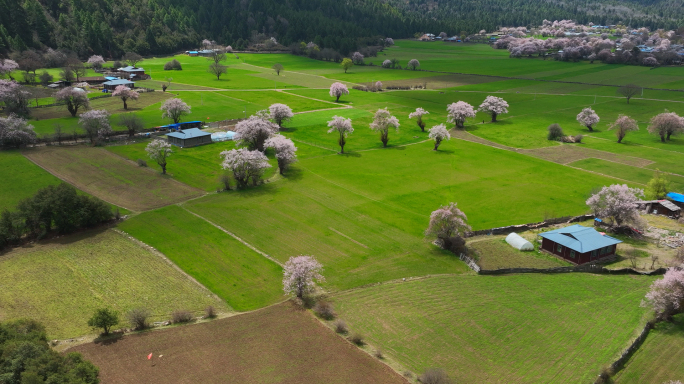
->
(219, 172), (232, 191)
(313, 300), (336, 320)
(418, 368), (452, 384)
(137, 159), (147, 167)
(547, 123), (564, 141)
(127, 308), (151, 330)
(334, 320), (349, 334)
(349, 333), (364, 346)
(163, 59), (182, 71)
(204, 306), (216, 319)
(171, 310), (195, 323)
(403, 371), (414, 378)
(595, 366), (614, 384)
(573, 134), (584, 143)
(374, 349), (384, 359)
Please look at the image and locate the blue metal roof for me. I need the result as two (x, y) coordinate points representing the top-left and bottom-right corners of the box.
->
(540, 224), (621, 253)
(103, 79), (135, 86)
(167, 128), (211, 139)
(667, 192), (684, 203)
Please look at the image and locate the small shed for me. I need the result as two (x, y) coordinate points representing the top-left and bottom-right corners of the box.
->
(103, 79), (135, 91)
(637, 200), (681, 218)
(540, 224), (622, 265)
(198, 50), (215, 57)
(80, 76), (107, 85)
(505, 233), (534, 251)
(167, 128), (212, 148)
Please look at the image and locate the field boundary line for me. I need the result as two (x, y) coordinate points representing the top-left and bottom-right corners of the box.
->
(564, 165), (646, 186)
(178, 205), (284, 267)
(279, 89), (351, 107)
(289, 138), (338, 152)
(328, 227), (368, 248)
(111, 228), (227, 304)
(586, 134), (684, 157)
(241, 62), (359, 87)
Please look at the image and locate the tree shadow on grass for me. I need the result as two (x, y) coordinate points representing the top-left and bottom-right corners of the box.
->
(279, 127), (298, 133)
(281, 167), (305, 181)
(434, 148), (456, 155)
(338, 151), (362, 157)
(94, 332), (124, 346)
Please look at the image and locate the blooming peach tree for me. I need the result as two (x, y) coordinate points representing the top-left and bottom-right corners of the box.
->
(425, 202), (472, 244)
(111, 85), (139, 110)
(478, 96), (509, 122)
(220, 148), (271, 188)
(446, 101), (476, 129)
(586, 184), (644, 227)
(0, 115), (37, 148)
(648, 111), (684, 142)
(428, 124), (451, 150)
(607, 114), (638, 143)
(409, 107), (429, 132)
(576, 107), (600, 132)
(283, 255), (324, 299)
(268, 103), (294, 128)
(369, 108), (400, 147)
(329, 82), (349, 102)
(234, 115), (279, 151)
(160, 98), (191, 124)
(642, 268), (684, 321)
(56, 87), (90, 117)
(79, 109), (111, 145)
(327, 115), (354, 153)
(145, 139), (173, 174)
(264, 134), (297, 174)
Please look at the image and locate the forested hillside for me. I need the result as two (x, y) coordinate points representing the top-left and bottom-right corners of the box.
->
(0, 0), (682, 58)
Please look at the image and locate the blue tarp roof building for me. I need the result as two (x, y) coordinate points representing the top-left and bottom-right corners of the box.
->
(540, 224), (621, 253)
(167, 128), (211, 139)
(667, 192), (684, 203)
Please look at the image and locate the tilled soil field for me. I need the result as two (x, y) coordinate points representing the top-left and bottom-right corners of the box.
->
(69, 302), (407, 384)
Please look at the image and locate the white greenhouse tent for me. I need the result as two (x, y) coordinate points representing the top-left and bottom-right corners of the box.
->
(505, 233), (534, 251)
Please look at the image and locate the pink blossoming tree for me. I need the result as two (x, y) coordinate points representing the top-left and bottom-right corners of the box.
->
(407, 59), (420, 70)
(446, 101), (476, 128)
(220, 148), (271, 188)
(111, 85), (139, 110)
(0, 115), (37, 148)
(329, 82), (349, 102)
(369, 108), (400, 147)
(327, 115), (354, 153)
(86, 55), (105, 70)
(576, 107), (600, 132)
(268, 103), (294, 128)
(79, 109), (111, 145)
(0, 80), (30, 117)
(160, 98), (191, 124)
(56, 87), (90, 117)
(0, 59), (19, 80)
(586, 184), (644, 227)
(607, 115), (638, 143)
(351, 52), (364, 65)
(264, 134), (297, 174)
(642, 268), (684, 321)
(408, 107), (429, 132)
(145, 139), (173, 174)
(234, 115), (279, 151)
(425, 202), (472, 246)
(282, 255), (324, 299)
(648, 111), (684, 142)
(428, 124), (451, 150)
(478, 96), (509, 122)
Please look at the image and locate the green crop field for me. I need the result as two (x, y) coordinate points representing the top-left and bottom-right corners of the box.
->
(468, 237), (572, 269)
(0, 229), (227, 339)
(0, 150), (62, 210)
(334, 274), (655, 383)
(117, 205), (285, 311)
(614, 314), (684, 383)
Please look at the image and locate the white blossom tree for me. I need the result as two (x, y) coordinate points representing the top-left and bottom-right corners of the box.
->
(375, 81), (382, 91)
(409, 107), (429, 132)
(0, 80), (30, 117)
(282, 255), (324, 299)
(384, 38), (394, 46)
(329, 82), (349, 102)
(0, 115), (37, 148)
(351, 52), (364, 65)
(370, 108), (400, 147)
(86, 55), (106, 70)
(586, 184), (644, 227)
(446, 101), (476, 128)
(327, 115), (354, 153)
(56, 87), (90, 117)
(648, 111), (684, 142)
(428, 124), (451, 150)
(642, 268), (684, 321)
(234, 115), (279, 151)
(478, 96), (509, 122)
(145, 139), (173, 174)
(79, 109), (111, 145)
(160, 98), (191, 124)
(264, 134), (297, 174)
(269, 103), (294, 128)
(220, 148), (271, 188)
(111, 85), (139, 110)
(0, 59), (19, 80)
(382, 59), (392, 68)
(608, 114), (639, 143)
(576, 107), (600, 132)
(407, 59), (420, 70)
(425, 202), (472, 247)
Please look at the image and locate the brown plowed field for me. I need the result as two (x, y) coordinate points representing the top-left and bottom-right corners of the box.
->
(69, 302), (408, 384)
(23, 146), (203, 211)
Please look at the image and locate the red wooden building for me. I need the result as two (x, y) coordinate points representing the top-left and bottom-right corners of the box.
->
(540, 224), (622, 265)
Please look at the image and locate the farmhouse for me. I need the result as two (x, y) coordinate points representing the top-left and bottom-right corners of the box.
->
(167, 128), (212, 148)
(103, 79), (135, 91)
(79, 76), (107, 85)
(540, 224), (622, 265)
(637, 199), (681, 218)
(118, 66), (147, 79)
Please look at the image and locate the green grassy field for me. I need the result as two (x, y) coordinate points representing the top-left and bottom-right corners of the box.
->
(469, 237), (572, 269)
(614, 314), (684, 383)
(117, 206), (284, 311)
(334, 274), (655, 383)
(0, 229), (227, 339)
(0, 150), (62, 210)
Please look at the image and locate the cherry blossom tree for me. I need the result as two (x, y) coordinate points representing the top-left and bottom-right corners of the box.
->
(439, 32), (448, 39)
(282, 255), (324, 299)
(234, 115), (279, 151)
(425, 202), (472, 247)
(160, 98), (191, 124)
(327, 115), (354, 153)
(375, 81), (382, 91)
(351, 52), (364, 65)
(265, 134), (297, 174)
(370, 108), (400, 147)
(329, 82), (349, 102)
(0, 80), (30, 117)
(111, 85), (139, 110)
(409, 107), (429, 132)
(428, 124), (451, 150)
(0, 115), (37, 148)
(56, 87), (90, 117)
(407, 59), (420, 70)
(607, 115), (639, 143)
(576, 107), (600, 132)
(642, 268), (684, 321)
(446, 101), (476, 128)
(0, 59), (19, 79)
(478, 96), (509, 122)
(268, 103), (294, 128)
(146, 139), (173, 174)
(79, 109), (111, 145)
(586, 184), (644, 227)
(382, 59), (392, 68)
(86, 55), (105, 70)
(384, 38), (394, 46)
(220, 148), (271, 188)
(648, 111), (684, 142)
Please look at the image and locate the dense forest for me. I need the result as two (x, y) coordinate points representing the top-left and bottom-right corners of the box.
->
(0, 0), (682, 58)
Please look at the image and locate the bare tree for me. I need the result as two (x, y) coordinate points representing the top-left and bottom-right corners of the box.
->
(122, 52), (144, 67)
(53, 124), (63, 145)
(118, 114), (144, 137)
(208, 51), (227, 64)
(208, 62), (228, 80)
(617, 84), (640, 104)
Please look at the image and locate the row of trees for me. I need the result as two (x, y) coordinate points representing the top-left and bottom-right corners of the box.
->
(575, 106), (684, 144)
